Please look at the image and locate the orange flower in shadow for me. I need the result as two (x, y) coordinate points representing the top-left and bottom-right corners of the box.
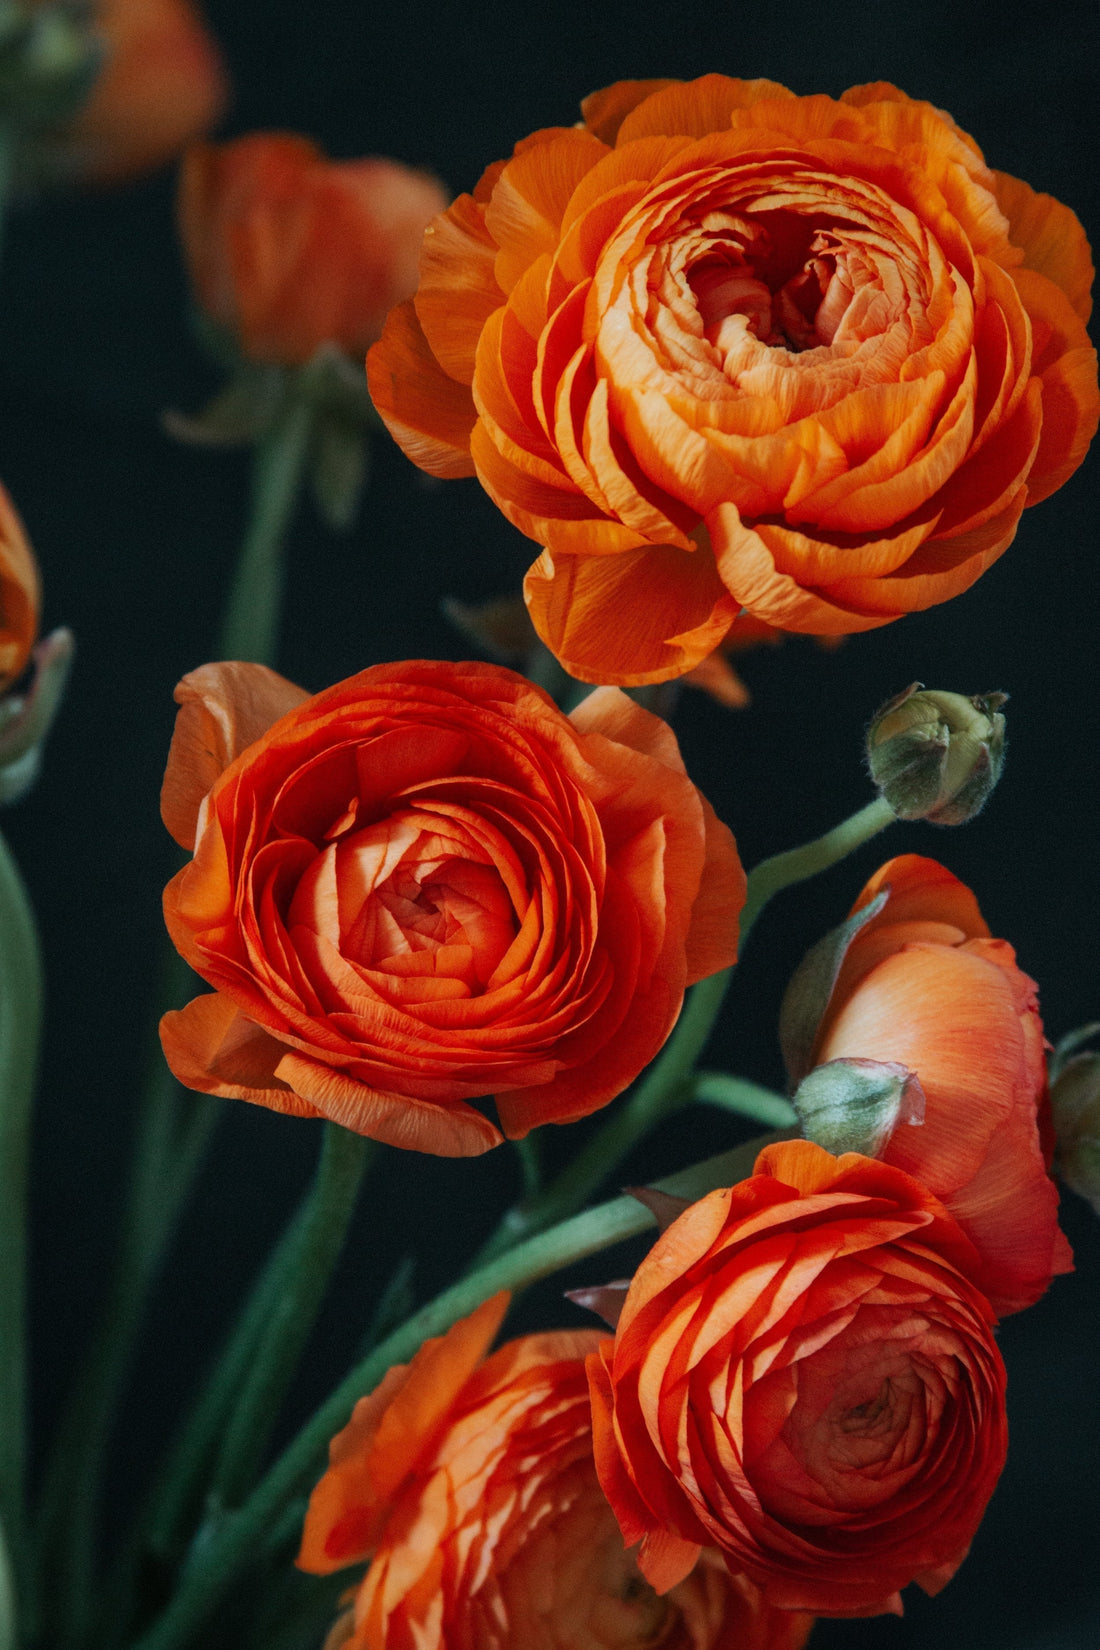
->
(801, 854), (1072, 1315)
(179, 133), (449, 365)
(48, 0), (229, 186)
(0, 483), (39, 692)
(588, 1140), (1008, 1618)
(299, 1295), (814, 1650)
(159, 660), (744, 1155)
(368, 75), (1097, 686)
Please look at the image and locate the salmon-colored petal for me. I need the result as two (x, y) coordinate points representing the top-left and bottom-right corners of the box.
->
(524, 541), (740, 685)
(274, 1051), (504, 1155)
(995, 169), (1094, 322)
(708, 505), (917, 633)
(160, 991), (319, 1116)
(580, 80), (681, 145)
(615, 74), (797, 145)
(161, 662), (309, 849)
(414, 193), (504, 385)
(1010, 268), (1100, 503)
(484, 128), (608, 295)
(367, 300), (480, 478)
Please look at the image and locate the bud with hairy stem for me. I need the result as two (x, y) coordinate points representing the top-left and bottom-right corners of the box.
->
(866, 684), (1006, 825)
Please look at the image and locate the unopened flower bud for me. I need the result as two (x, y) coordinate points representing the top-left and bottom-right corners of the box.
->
(1051, 1052), (1100, 1216)
(866, 683), (1006, 825)
(0, 1), (102, 131)
(793, 1057), (925, 1158)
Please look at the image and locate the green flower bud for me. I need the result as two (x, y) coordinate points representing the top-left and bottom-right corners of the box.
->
(866, 683), (1006, 825)
(793, 1057), (925, 1158)
(1051, 1052), (1100, 1217)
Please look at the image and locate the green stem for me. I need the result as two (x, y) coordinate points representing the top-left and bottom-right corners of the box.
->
(210, 1127), (373, 1509)
(34, 390), (317, 1646)
(91, 1204), (313, 1650)
(129, 1134), (780, 1650)
(473, 795), (896, 1266)
(737, 795), (896, 947)
(473, 969), (733, 1266)
(691, 1072), (797, 1127)
(0, 827), (42, 1637)
(218, 394), (316, 663)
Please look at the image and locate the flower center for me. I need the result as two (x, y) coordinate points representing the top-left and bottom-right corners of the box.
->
(687, 212), (853, 354)
(585, 1536), (676, 1648)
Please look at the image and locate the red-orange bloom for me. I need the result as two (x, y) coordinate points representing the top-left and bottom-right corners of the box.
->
(588, 1139), (1008, 1617)
(806, 853), (1072, 1316)
(48, 0), (229, 186)
(0, 482), (39, 692)
(179, 133), (449, 365)
(159, 660), (744, 1155)
(368, 75), (1098, 686)
(299, 1295), (813, 1650)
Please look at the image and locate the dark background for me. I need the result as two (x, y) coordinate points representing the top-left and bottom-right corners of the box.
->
(3, 0), (1098, 1645)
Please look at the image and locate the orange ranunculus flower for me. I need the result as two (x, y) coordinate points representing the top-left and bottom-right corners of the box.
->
(803, 854), (1072, 1316)
(368, 76), (1098, 686)
(179, 133), (449, 366)
(47, 0), (229, 186)
(0, 483), (38, 693)
(299, 1294), (813, 1650)
(588, 1139), (1008, 1618)
(159, 660), (744, 1155)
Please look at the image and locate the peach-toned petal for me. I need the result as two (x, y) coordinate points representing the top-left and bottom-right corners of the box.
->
(524, 542), (740, 686)
(580, 80), (681, 145)
(414, 193), (504, 385)
(161, 662), (309, 849)
(367, 300), (480, 478)
(995, 169), (1094, 322)
(274, 1051), (504, 1155)
(160, 991), (319, 1115)
(615, 74), (797, 145)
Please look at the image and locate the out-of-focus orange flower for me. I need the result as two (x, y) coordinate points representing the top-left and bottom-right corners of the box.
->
(47, 0), (229, 186)
(588, 1139), (1008, 1618)
(805, 854), (1072, 1315)
(179, 133), (449, 365)
(159, 659), (744, 1155)
(0, 483), (39, 692)
(299, 1294), (813, 1650)
(368, 75), (1098, 686)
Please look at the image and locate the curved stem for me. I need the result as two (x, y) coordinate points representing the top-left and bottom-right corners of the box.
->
(737, 795), (896, 947)
(210, 1127), (373, 1509)
(473, 796), (895, 1267)
(0, 827), (41, 1639)
(129, 1132), (782, 1650)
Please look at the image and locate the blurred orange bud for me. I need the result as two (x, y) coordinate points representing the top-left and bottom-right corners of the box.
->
(179, 132), (449, 366)
(40, 0), (229, 185)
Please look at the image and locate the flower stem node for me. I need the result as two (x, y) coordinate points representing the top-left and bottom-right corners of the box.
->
(793, 1057), (925, 1158)
(1050, 1050), (1100, 1216)
(866, 683), (1007, 825)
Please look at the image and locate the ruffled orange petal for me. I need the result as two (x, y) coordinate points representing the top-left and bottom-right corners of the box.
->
(414, 193), (504, 385)
(1011, 268), (1100, 504)
(615, 74), (796, 145)
(274, 1051), (504, 1155)
(161, 662), (309, 849)
(298, 1293), (509, 1572)
(580, 80), (681, 145)
(366, 301), (480, 478)
(524, 541), (739, 685)
(995, 169), (1094, 323)
(160, 991), (319, 1115)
